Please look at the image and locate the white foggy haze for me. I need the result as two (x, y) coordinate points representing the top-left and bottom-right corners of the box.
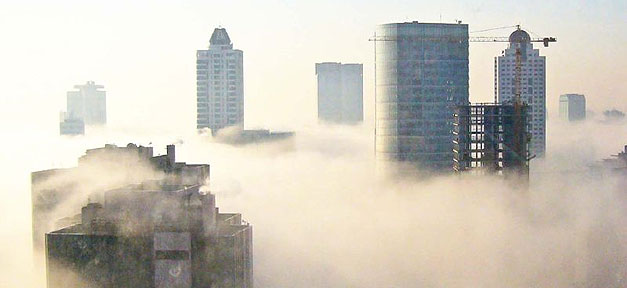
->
(0, 1), (626, 287)
(0, 117), (626, 287)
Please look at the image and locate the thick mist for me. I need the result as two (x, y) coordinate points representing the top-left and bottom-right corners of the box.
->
(0, 118), (625, 287)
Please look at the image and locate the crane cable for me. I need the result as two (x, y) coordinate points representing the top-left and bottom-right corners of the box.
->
(470, 25), (518, 34)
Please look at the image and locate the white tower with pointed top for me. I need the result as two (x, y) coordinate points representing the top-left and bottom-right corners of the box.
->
(495, 28), (547, 157)
(196, 27), (244, 134)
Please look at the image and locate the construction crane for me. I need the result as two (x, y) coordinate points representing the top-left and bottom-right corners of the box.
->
(369, 25), (556, 105)
(470, 25), (555, 178)
(369, 25), (556, 179)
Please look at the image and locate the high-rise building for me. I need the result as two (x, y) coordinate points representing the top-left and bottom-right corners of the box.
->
(197, 27), (244, 134)
(559, 93), (586, 121)
(46, 182), (253, 288)
(375, 22), (469, 173)
(65, 81), (107, 125)
(315, 62), (363, 123)
(495, 28), (546, 157)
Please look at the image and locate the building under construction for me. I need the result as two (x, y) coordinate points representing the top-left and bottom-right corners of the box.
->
(453, 103), (530, 178)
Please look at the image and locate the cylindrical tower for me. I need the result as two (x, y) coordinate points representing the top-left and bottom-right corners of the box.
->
(375, 22), (469, 175)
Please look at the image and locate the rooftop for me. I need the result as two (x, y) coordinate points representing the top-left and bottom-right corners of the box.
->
(209, 27), (232, 46)
(509, 28), (531, 43)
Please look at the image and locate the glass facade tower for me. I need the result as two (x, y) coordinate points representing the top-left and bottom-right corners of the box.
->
(375, 22), (469, 173)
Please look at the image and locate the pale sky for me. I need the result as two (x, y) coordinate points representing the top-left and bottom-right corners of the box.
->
(0, 2), (625, 285)
(0, 0), (625, 134)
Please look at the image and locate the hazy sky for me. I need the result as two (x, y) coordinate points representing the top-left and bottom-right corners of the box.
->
(0, 0), (625, 133)
(0, 2), (625, 285)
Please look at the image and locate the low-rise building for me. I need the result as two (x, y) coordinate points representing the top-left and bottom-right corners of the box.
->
(32, 144), (209, 253)
(46, 182), (252, 287)
(59, 117), (85, 135)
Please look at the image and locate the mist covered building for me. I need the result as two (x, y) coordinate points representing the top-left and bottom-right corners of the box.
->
(495, 29), (547, 157)
(31, 144), (209, 253)
(46, 182), (252, 288)
(316, 62), (363, 124)
(374, 21), (469, 173)
(59, 116), (85, 136)
(214, 128), (295, 146)
(197, 27), (244, 134)
(59, 81), (106, 135)
(559, 94), (586, 121)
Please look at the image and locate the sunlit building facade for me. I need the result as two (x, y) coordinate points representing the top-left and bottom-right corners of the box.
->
(197, 27), (244, 134)
(375, 22), (469, 173)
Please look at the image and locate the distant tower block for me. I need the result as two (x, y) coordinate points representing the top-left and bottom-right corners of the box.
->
(196, 27), (244, 134)
(60, 81), (106, 135)
(66, 81), (107, 125)
(316, 62), (363, 124)
(559, 94), (586, 121)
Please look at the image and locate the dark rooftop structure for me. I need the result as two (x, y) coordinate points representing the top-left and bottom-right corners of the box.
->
(46, 182), (252, 288)
(209, 28), (233, 48)
(32, 144), (209, 253)
(214, 129), (295, 146)
(508, 28), (531, 43)
(602, 145), (627, 171)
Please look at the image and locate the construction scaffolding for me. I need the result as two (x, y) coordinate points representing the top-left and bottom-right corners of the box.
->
(453, 103), (530, 178)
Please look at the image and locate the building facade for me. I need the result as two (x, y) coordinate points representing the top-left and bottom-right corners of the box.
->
(66, 81), (107, 125)
(197, 28), (244, 134)
(375, 22), (469, 173)
(453, 103), (529, 179)
(495, 29), (546, 157)
(46, 183), (253, 288)
(59, 114), (85, 135)
(559, 93), (586, 121)
(316, 62), (363, 123)
(32, 144), (209, 253)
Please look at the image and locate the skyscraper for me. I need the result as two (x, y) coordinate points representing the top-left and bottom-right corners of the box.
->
(495, 28), (547, 157)
(315, 62), (363, 123)
(375, 22), (469, 173)
(196, 28), (244, 134)
(66, 81), (107, 125)
(559, 93), (586, 121)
